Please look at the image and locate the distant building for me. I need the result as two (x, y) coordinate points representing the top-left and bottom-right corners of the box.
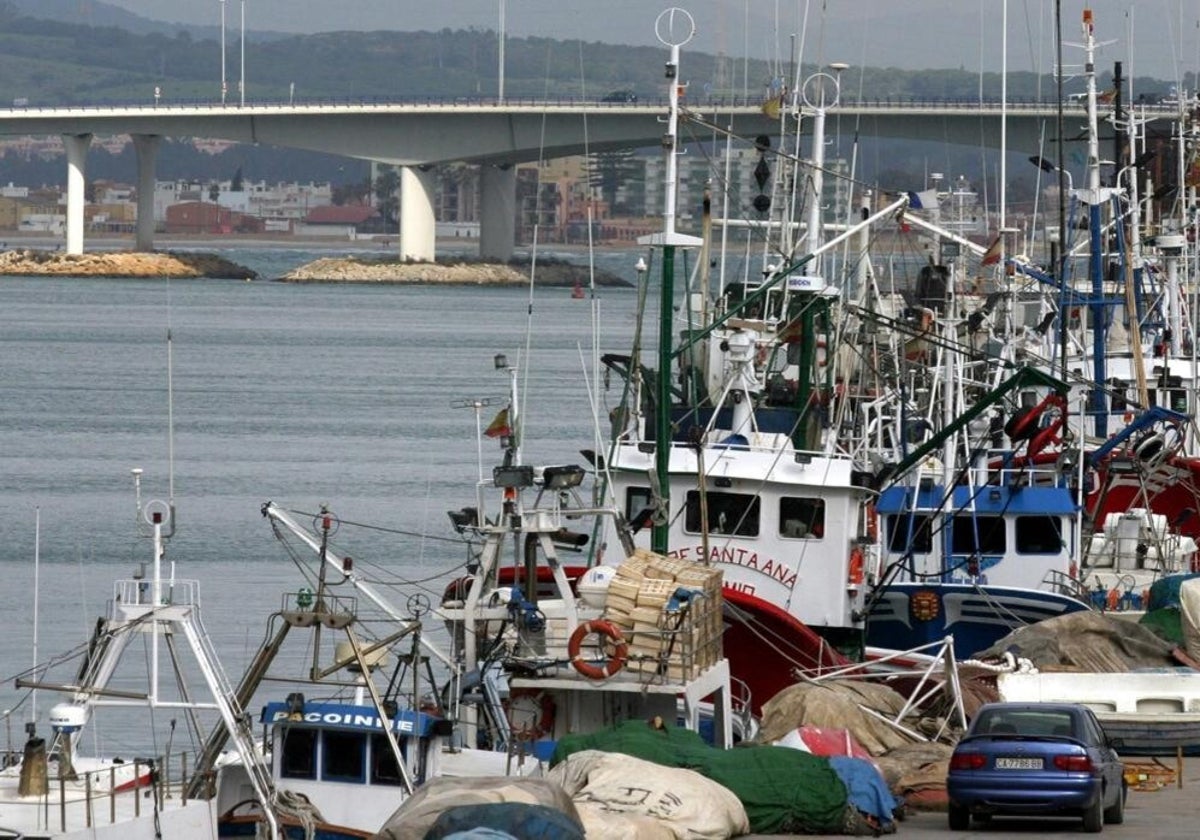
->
(164, 201), (263, 235)
(293, 205), (381, 239)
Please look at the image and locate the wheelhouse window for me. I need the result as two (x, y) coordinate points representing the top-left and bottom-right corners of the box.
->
(886, 514), (933, 554)
(951, 515), (1005, 555)
(1109, 378), (1127, 413)
(779, 497), (825, 539)
(1166, 376), (1188, 413)
(370, 733), (408, 786)
(1015, 515), (1063, 554)
(684, 490), (760, 536)
(279, 728), (318, 780)
(624, 486), (653, 530)
(322, 730), (366, 783)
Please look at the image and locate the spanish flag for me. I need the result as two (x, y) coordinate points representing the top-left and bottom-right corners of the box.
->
(761, 93), (785, 120)
(484, 407), (512, 438)
(980, 235), (1002, 267)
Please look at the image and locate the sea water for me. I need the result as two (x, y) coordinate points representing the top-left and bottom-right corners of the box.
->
(0, 246), (652, 756)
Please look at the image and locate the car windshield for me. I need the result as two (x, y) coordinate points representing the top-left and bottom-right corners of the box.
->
(974, 709), (1075, 738)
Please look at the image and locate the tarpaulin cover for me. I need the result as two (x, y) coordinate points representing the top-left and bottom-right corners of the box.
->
(1147, 573), (1200, 611)
(828, 756), (900, 828)
(552, 720), (849, 834)
(422, 803), (584, 840)
(774, 725), (875, 762)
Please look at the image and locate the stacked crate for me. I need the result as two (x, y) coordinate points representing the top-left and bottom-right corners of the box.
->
(602, 548), (724, 682)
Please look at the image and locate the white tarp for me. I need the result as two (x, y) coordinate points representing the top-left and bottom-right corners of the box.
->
(1180, 577), (1200, 660)
(547, 749), (748, 840)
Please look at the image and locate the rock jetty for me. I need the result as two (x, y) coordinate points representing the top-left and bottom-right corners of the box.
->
(0, 249), (257, 279)
(278, 256), (631, 287)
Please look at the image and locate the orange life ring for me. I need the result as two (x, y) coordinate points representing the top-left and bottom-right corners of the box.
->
(567, 619), (628, 680)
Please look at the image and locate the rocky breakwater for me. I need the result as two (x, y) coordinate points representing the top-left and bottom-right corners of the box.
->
(0, 249), (257, 279)
(278, 256), (631, 287)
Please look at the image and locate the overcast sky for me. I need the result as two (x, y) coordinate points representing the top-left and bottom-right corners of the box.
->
(101, 1), (1198, 81)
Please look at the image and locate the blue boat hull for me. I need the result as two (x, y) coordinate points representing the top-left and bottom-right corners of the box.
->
(865, 583), (1088, 658)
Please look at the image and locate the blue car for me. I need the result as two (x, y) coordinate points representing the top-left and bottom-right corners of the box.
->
(946, 702), (1127, 832)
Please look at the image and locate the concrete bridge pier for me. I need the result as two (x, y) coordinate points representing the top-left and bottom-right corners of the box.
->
(479, 164), (516, 262)
(63, 133), (92, 255)
(132, 134), (161, 252)
(399, 165), (436, 262)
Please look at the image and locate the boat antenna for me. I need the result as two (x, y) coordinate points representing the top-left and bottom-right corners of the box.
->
(640, 8), (704, 554)
(1054, 0), (1068, 377)
(167, 325), (176, 529)
(31, 506), (40, 724)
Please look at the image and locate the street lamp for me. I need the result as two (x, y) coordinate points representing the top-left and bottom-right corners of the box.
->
(1029, 155), (1074, 193)
(239, 0), (246, 107)
(498, 1), (505, 103)
(219, 0), (227, 105)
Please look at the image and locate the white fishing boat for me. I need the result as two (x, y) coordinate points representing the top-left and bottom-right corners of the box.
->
(0, 475), (277, 840)
(997, 668), (1200, 756)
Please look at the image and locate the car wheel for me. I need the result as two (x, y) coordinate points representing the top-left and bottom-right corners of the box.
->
(1082, 793), (1104, 833)
(1103, 782), (1126, 825)
(948, 802), (970, 831)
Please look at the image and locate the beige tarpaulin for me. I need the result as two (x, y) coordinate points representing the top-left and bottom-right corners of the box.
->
(973, 610), (1178, 672)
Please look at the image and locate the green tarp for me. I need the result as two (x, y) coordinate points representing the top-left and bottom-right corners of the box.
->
(551, 720), (849, 834)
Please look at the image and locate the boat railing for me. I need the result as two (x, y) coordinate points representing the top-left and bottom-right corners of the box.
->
(662, 436), (856, 464)
(23, 752), (215, 834)
(1041, 568), (1090, 602)
(989, 462), (1065, 485)
(112, 578), (200, 607)
(728, 675), (759, 742)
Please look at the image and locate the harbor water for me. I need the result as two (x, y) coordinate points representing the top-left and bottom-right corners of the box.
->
(0, 245), (648, 756)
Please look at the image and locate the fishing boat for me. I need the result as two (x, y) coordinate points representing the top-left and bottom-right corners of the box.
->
(997, 668), (1200, 756)
(261, 351), (738, 766)
(208, 545), (464, 840)
(1012, 10), (1200, 550)
(0, 474), (277, 840)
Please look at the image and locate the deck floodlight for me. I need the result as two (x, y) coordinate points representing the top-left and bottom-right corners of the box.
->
(493, 464), (534, 488)
(1029, 155), (1057, 173)
(542, 464), (585, 489)
(447, 507), (478, 533)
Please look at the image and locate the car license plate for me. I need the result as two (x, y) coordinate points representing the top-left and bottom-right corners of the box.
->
(996, 757), (1043, 770)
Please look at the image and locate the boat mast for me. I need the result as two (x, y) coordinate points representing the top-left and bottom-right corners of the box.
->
(641, 8), (703, 555)
(1078, 8), (1119, 437)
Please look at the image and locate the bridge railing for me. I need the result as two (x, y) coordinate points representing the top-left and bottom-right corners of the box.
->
(0, 94), (1183, 114)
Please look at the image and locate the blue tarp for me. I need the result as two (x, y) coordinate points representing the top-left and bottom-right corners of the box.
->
(423, 803), (584, 840)
(828, 756), (900, 828)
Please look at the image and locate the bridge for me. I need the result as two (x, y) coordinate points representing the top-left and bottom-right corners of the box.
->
(0, 97), (1170, 259)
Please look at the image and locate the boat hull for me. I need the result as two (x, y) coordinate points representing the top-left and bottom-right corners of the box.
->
(999, 670), (1200, 756)
(865, 583), (1088, 658)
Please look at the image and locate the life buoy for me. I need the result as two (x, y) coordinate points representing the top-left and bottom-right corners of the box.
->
(506, 688), (555, 740)
(567, 619), (628, 680)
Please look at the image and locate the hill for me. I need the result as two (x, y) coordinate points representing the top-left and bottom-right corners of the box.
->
(0, 1), (1186, 107)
